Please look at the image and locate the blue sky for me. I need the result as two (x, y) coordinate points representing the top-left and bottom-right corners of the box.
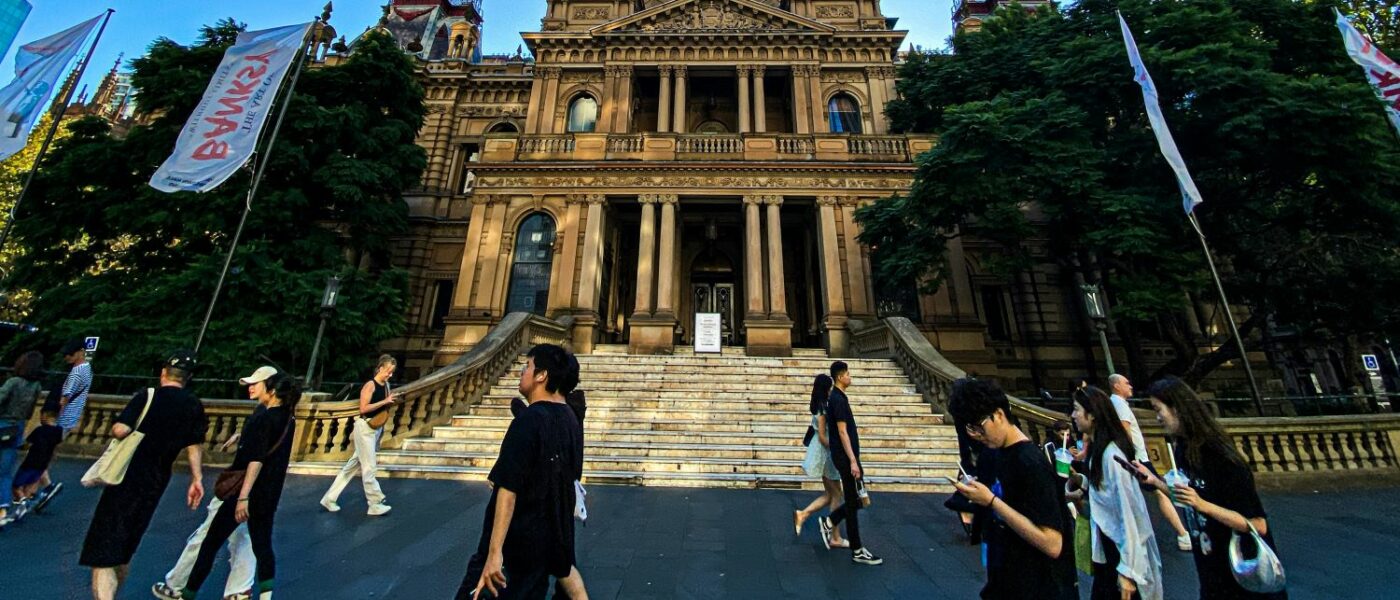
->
(1, 0), (954, 101)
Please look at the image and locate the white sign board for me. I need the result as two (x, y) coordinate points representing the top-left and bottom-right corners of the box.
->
(84, 336), (100, 352)
(694, 313), (722, 354)
(1363, 354), (1381, 372)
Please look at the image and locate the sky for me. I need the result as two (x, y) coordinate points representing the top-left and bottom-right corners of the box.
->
(0, 0), (955, 101)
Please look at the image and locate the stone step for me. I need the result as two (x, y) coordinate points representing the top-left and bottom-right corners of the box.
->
(547, 370), (912, 381)
(569, 356), (900, 369)
(426, 427), (957, 448)
(288, 461), (954, 493)
(377, 450), (957, 479)
(476, 394), (934, 413)
(464, 404), (939, 425)
(490, 381), (919, 394)
(401, 437), (960, 460)
(447, 415), (947, 436)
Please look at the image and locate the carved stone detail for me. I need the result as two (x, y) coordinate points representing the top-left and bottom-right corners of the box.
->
(815, 5), (856, 19)
(573, 7), (611, 20)
(604, 65), (634, 77)
(636, 0), (783, 32)
(481, 175), (912, 191)
(563, 71), (605, 83)
(821, 70), (866, 83)
(537, 66), (563, 79)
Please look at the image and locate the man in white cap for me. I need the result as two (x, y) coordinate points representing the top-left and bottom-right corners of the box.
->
(151, 366), (277, 600)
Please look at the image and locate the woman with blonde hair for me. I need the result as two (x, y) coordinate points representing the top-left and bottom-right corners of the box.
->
(319, 355), (398, 516)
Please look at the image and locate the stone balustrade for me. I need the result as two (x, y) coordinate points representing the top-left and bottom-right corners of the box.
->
(46, 313), (571, 466)
(482, 132), (937, 163)
(851, 317), (1400, 480)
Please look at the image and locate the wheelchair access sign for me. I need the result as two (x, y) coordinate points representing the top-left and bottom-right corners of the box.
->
(1363, 354), (1380, 372)
(84, 337), (100, 352)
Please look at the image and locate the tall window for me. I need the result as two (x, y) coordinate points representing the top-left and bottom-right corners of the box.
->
(567, 95), (599, 133)
(430, 280), (454, 330)
(827, 93), (862, 134)
(505, 213), (557, 315)
(980, 285), (1013, 341)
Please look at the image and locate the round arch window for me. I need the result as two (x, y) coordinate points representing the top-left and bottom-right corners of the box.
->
(567, 95), (599, 133)
(827, 93), (862, 134)
(505, 213), (557, 315)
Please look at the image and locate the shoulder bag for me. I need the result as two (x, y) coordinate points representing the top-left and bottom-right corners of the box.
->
(81, 388), (154, 487)
(1230, 520), (1286, 593)
(214, 419), (293, 501)
(367, 381), (392, 429)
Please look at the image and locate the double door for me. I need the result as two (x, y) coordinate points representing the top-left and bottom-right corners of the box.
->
(689, 282), (735, 345)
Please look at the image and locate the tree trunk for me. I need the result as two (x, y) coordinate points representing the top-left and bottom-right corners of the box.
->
(1181, 312), (1266, 386)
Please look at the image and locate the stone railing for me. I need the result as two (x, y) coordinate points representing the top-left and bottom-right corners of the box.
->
(776, 135), (816, 155)
(517, 135), (575, 154)
(676, 134), (743, 154)
(851, 316), (1400, 480)
(606, 134), (645, 153)
(848, 135), (906, 156)
(485, 132), (937, 163)
(52, 313), (570, 465)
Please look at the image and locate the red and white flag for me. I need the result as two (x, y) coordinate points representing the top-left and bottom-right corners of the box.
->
(1336, 8), (1400, 136)
(149, 22), (311, 193)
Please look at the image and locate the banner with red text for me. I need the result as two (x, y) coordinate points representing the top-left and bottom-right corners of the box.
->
(1336, 8), (1400, 137)
(149, 22), (311, 193)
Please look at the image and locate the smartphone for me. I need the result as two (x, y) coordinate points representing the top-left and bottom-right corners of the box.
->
(1113, 455), (1147, 482)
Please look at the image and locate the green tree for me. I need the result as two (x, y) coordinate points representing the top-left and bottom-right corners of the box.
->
(2, 21), (427, 382)
(862, 0), (1400, 387)
(1337, 0), (1400, 48)
(0, 113), (71, 319)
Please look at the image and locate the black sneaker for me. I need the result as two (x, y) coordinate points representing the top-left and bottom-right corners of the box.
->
(817, 516), (833, 550)
(852, 547), (884, 565)
(33, 482), (62, 513)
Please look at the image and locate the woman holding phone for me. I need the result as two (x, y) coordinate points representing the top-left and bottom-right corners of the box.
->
(319, 355), (398, 516)
(793, 374), (848, 549)
(1134, 378), (1287, 599)
(1072, 386), (1162, 600)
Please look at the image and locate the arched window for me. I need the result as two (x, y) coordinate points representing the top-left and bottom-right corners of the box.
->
(505, 213), (557, 315)
(488, 121), (518, 133)
(567, 95), (599, 133)
(827, 93), (862, 134)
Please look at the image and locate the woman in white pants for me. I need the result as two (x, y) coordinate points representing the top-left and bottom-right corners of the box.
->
(319, 355), (397, 516)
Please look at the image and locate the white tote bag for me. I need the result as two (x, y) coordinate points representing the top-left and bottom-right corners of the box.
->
(81, 389), (153, 488)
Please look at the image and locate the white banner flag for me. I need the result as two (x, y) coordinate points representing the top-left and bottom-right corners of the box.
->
(0, 15), (103, 161)
(1335, 8), (1400, 137)
(149, 22), (311, 193)
(1118, 12), (1204, 215)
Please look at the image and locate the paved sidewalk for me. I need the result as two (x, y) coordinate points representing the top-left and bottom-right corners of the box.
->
(1, 460), (1395, 598)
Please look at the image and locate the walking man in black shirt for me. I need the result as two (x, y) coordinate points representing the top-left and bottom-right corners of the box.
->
(949, 378), (1076, 600)
(459, 344), (586, 600)
(818, 361), (883, 565)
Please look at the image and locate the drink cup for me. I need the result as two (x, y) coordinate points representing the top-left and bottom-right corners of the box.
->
(1054, 447), (1073, 478)
(1163, 469), (1189, 506)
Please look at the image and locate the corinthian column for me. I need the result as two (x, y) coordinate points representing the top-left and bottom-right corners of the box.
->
(752, 64), (767, 133)
(765, 195), (788, 319)
(743, 195), (765, 318)
(633, 195), (658, 317)
(654, 195), (679, 317)
(657, 65), (673, 133)
(737, 65), (752, 134)
(672, 64), (688, 133)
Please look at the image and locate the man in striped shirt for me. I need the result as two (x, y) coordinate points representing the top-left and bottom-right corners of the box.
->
(57, 338), (92, 434)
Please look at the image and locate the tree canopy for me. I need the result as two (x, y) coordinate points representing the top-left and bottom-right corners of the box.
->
(860, 0), (1400, 387)
(2, 21), (427, 382)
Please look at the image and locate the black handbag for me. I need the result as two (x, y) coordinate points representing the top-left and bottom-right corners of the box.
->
(802, 425), (816, 446)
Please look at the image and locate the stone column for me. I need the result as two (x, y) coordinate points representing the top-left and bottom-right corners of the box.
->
(815, 196), (846, 319)
(791, 66), (811, 134)
(548, 197), (583, 315)
(577, 195), (608, 312)
(525, 74), (546, 133)
(743, 195), (765, 318)
(613, 65), (634, 132)
(737, 65), (751, 134)
(601, 66), (620, 134)
(633, 195), (658, 317)
(474, 200), (510, 312)
(765, 196), (788, 319)
(864, 66), (888, 135)
(654, 195), (679, 317)
(672, 64), (688, 133)
(453, 195), (495, 310)
(539, 67), (563, 134)
(657, 65), (672, 133)
(807, 65), (825, 133)
(752, 65), (767, 133)
(840, 199), (872, 316)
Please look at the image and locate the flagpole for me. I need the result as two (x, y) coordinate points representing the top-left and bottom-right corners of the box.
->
(0, 8), (115, 256)
(1187, 212), (1266, 415)
(194, 21), (319, 353)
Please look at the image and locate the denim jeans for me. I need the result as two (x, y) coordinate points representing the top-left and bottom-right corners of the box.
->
(0, 420), (22, 509)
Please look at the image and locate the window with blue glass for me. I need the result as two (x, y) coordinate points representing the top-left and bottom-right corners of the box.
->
(826, 93), (862, 134)
(505, 213), (556, 315)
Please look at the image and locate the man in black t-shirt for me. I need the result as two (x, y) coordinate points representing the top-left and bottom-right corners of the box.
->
(459, 344), (585, 600)
(949, 378), (1076, 600)
(818, 361), (883, 566)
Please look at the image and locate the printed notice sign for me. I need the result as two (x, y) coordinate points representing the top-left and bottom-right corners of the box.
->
(695, 313), (722, 354)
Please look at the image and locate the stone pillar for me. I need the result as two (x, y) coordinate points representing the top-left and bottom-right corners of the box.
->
(672, 65), (688, 134)
(864, 66), (888, 135)
(633, 195), (658, 317)
(474, 200), (510, 312)
(548, 197), (583, 316)
(840, 200), (872, 316)
(525, 73), (547, 133)
(743, 195), (765, 318)
(657, 65), (672, 133)
(654, 195), (679, 318)
(752, 65), (767, 133)
(577, 195), (608, 312)
(613, 65), (634, 133)
(601, 66), (620, 134)
(737, 65), (751, 134)
(816, 196), (849, 355)
(792, 66), (811, 134)
(765, 196), (788, 319)
(807, 65), (825, 133)
(539, 67), (563, 134)
(453, 195), (494, 310)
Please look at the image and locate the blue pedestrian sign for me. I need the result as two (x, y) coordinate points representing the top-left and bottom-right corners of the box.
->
(84, 337), (99, 352)
(1362, 354), (1380, 372)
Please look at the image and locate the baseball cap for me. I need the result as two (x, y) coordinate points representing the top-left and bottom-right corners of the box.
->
(239, 366), (278, 385)
(60, 338), (86, 356)
(165, 350), (198, 371)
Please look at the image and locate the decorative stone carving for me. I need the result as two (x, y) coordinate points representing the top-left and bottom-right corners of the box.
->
(816, 195), (840, 206)
(481, 175), (913, 191)
(761, 195), (783, 205)
(736, 64), (753, 77)
(563, 71), (605, 83)
(815, 5), (855, 19)
(659, 64), (674, 76)
(537, 66), (563, 79)
(821, 70), (866, 83)
(573, 7), (611, 20)
(637, 0), (781, 32)
(457, 105), (528, 118)
(604, 65), (634, 77)
(672, 64), (688, 77)
(656, 194), (679, 205)
(793, 64), (821, 77)
(584, 194), (608, 205)
(752, 64), (766, 77)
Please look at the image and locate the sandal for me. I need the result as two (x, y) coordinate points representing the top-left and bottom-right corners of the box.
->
(830, 539), (851, 549)
(794, 510), (805, 536)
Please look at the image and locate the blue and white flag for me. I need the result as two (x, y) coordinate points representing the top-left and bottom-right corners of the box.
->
(1335, 8), (1400, 137)
(0, 15), (103, 161)
(149, 22), (312, 193)
(1118, 12), (1204, 215)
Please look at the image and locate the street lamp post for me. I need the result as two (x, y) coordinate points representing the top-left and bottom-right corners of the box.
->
(304, 275), (342, 387)
(1081, 283), (1115, 376)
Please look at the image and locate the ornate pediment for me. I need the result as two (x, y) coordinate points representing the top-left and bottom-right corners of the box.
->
(594, 0), (835, 35)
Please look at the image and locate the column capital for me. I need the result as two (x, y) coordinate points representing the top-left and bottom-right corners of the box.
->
(794, 64), (821, 77)
(816, 195), (840, 207)
(604, 64), (633, 77)
(736, 64), (753, 77)
(752, 64), (766, 77)
(762, 195), (783, 206)
(472, 194), (498, 206)
(538, 66), (563, 79)
(656, 194), (679, 205)
(658, 64), (674, 76)
(500, 231), (515, 249)
(742, 195), (766, 206)
(584, 194), (608, 205)
(638, 194), (659, 204)
(672, 64), (688, 78)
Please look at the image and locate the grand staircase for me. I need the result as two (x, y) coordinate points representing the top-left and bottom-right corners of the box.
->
(294, 346), (958, 493)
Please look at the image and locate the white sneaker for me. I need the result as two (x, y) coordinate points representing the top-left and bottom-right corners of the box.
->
(817, 516), (833, 550)
(151, 581), (182, 600)
(319, 498), (340, 513)
(367, 503), (392, 516)
(1177, 534), (1193, 552)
